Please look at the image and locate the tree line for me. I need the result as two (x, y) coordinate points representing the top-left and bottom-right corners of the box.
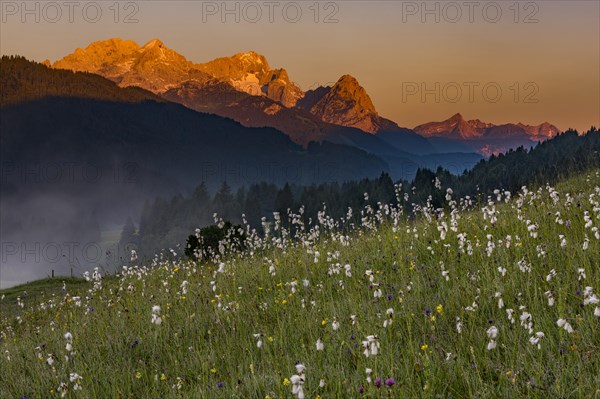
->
(121, 128), (599, 258)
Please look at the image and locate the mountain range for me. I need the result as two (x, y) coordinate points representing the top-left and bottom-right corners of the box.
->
(49, 38), (560, 156)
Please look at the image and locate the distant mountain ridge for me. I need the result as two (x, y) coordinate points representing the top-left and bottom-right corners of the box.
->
(414, 113), (561, 155)
(53, 38), (303, 107)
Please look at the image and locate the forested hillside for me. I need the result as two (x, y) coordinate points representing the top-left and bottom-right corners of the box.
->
(128, 128), (599, 256)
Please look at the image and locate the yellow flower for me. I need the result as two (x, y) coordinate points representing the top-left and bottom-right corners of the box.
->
(135, 371), (142, 379)
(420, 344), (428, 351)
(268, 336), (274, 342)
(436, 304), (443, 314)
(210, 368), (217, 374)
(429, 315), (436, 322)
(283, 378), (290, 386)
(321, 319), (327, 326)
(281, 299), (287, 305)
(160, 373), (167, 381)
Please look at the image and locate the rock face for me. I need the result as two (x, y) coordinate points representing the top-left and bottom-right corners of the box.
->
(53, 38), (202, 93)
(196, 51), (303, 107)
(54, 41), (303, 106)
(307, 75), (381, 133)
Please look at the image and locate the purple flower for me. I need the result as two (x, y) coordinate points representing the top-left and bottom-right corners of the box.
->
(216, 382), (224, 388)
(374, 377), (382, 388)
(425, 308), (432, 317)
(385, 377), (395, 387)
(357, 386), (364, 394)
(387, 294), (393, 300)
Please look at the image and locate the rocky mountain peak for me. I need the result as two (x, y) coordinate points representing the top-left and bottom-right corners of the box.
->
(308, 74), (380, 133)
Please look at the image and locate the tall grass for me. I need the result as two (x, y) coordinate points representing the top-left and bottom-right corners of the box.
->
(1, 171), (599, 398)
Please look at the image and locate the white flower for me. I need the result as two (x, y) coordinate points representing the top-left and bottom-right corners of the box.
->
(319, 379), (325, 388)
(365, 368), (372, 383)
(290, 374), (305, 399)
(217, 263), (226, 273)
(529, 332), (545, 349)
(331, 319), (339, 331)
(253, 333), (263, 348)
(151, 305), (162, 325)
(362, 335), (379, 357)
(487, 340), (497, 350)
(295, 363), (306, 374)
(557, 318), (574, 333)
(316, 338), (324, 351)
(486, 326), (498, 339)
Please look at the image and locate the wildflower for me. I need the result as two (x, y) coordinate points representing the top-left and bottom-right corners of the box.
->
(316, 338), (324, 351)
(495, 292), (504, 309)
(529, 332), (545, 349)
(253, 333), (263, 348)
(456, 317), (463, 333)
(69, 373), (82, 390)
(374, 377), (382, 388)
(319, 379), (325, 388)
(384, 308), (394, 328)
(64, 332), (73, 353)
(420, 344), (428, 351)
(545, 290), (555, 307)
(332, 319), (339, 331)
(436, 304), (443, 314)
(151, 305), (162, 325)
(385, 378), (395, 387)
(290, 365), (305, 399)
(557, 318), (574, 333)
(365, 368), (372, 383)
(362, 335), (380, 357)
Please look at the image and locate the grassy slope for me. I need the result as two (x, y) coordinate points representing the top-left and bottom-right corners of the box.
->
(1, 171), (599, 398)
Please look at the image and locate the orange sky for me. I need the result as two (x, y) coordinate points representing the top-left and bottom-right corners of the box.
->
(1, 0), (598, 132)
